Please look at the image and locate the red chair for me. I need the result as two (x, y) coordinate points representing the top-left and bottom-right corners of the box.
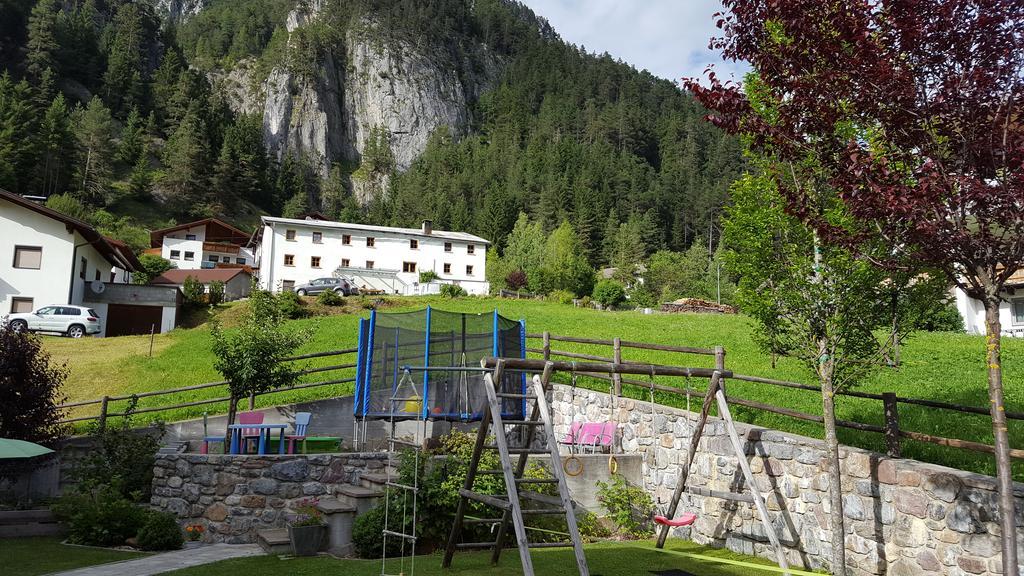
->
(238, 411), (264, 454)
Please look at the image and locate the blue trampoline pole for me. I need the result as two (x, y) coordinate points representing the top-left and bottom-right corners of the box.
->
(423, 306), (432, 420)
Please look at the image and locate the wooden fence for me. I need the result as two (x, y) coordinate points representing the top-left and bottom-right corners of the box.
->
(525, 332), (1024, 461)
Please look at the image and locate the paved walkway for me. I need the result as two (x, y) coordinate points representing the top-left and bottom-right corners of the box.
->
(52, 543), (263, 576)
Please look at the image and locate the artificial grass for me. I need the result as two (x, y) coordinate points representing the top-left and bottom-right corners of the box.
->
(2, 536), (147, 576)
(44, 296), (1022, 478)
(161, 539), (806, 576)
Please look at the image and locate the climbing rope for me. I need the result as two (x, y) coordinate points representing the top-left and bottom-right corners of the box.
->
(563, 364), (584, 477)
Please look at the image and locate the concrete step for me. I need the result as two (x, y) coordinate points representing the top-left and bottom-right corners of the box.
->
(359, 471), (393, 489)
(335, 484), (384, 515)
(317, 498), (357, 557)
(256, 528), (291, 555)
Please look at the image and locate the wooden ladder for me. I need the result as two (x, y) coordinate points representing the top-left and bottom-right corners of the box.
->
(442, 360), (589, 576)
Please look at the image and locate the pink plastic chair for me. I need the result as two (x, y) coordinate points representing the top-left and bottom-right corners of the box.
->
(577, 422), (616, 453)
(559, 422), (584, 453)
(238, 411), (265, 454)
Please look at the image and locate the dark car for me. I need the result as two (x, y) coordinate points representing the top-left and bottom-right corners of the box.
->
(293, 277), (355, 296)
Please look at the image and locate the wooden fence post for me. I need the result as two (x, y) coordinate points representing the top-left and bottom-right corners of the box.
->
(248, 392), (256, 411)
(542, 331), (551, 362)
(883, 392), (902, 457)
(612, 337), (622, 397)
(97, 396), (110, 432)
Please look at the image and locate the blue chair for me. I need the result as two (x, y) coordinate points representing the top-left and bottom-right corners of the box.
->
(201, 412), (226, 454)
(286, 412), (312, 454)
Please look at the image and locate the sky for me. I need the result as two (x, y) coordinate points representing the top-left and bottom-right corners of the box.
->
(518, 0), (749, 86)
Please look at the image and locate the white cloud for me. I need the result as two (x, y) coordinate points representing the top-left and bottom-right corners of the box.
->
(519, 0), (749, 86)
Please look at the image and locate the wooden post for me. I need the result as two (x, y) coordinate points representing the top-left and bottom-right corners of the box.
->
(97, 395), (110, 432)
(248, 392), (256, 411)
(714, 345), (726, 410)
(882, 392), (901, 458)
(148, 324), (155, 357)
(612, 337), (622, 397)
(542, 331), (551, 362)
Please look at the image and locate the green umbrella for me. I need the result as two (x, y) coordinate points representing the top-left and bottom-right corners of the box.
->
(0, 438), (54, 459)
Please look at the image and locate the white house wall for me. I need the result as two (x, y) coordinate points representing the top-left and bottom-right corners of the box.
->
(255, 219), (489, 295)
(954, 287), (1020, 336)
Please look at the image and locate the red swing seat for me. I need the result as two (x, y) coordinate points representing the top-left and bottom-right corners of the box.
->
(654, 512), (697, 527)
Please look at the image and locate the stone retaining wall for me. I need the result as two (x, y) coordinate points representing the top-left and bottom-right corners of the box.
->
(149, 452), (389, 543)
(546, 384), (1024, 576)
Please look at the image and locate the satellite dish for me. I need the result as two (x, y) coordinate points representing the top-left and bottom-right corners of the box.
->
(90, 281), (105, 294)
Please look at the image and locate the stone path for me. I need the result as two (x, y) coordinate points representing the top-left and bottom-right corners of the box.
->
(51, 543), (263, 576)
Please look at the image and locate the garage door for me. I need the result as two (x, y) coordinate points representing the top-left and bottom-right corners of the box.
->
(105, 304), (163, 337)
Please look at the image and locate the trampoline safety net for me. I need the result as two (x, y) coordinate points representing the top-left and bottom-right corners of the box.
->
(354, 307), (526, 421)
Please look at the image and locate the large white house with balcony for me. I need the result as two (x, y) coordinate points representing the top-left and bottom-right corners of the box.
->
(251, 216), (490, 295)
(955, 269), (1024, 337)
(149, 218), (254, 269)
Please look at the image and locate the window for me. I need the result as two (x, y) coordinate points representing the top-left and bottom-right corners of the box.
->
(342, 234), (351, 245)
(80, 257), (87, 279)
(13, 246), (42, 269)
(1014, 300), (1024, 325)
(208, 255), (219, 262)
(403, 261), (417, 273)
(312, 232), (323, 243)
(443, 263), (451, 274)
(236, 258), (246, 265)
(444, 242), (452, 252)
(184, 252), (194, 261)
(284, 254), (295, 266)
(311, 256), (321, 268)
(170, 250), (180, 260)
(366, 260), (374, 269)
(366, 237), (375, 247)
(410, 239), (418, 249)
(286, 229), (296, 241)
(466, 265), (474, 276)
(94, 270), (100, 281)
(186, 234), (197, 241)
(10, 297), (32, 313)
(281, 280), (295, 291)
(341, 258), (350, 267)
(467, 244), (475, 254)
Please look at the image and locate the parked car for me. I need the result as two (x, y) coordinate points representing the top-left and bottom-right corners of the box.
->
(5, 305), (102, 338)
(293, 277), (355, 296)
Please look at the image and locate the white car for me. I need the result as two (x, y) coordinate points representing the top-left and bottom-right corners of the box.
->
(6, 305), (102, 338)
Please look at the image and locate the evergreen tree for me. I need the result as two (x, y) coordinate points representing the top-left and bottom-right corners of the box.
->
(26, 0), (60, 82)
(212, 113), (270, 209)
(0, 73), (40, 193)
(161, 107), (212, 215)
(37, 92), (71, 197)
(538, 220), (594, 296)
(117, 107), (144, 166)
(102, 1), (157, 117)
(609, 216), (645, 283)
(55, 0), (101, 91)
(71, 96), (116, 205)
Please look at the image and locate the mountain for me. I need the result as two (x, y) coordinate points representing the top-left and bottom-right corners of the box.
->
(0, 0), (741, 261)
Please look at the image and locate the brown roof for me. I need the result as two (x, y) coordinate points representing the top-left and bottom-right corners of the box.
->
(0, 189), (138, 272)
(149, 218), (251, 248)
(150, 268), (251, 285)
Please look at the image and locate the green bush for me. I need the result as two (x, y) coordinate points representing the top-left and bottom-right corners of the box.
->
(920, 301), (965, 332)
(207, 281), (225, 305)
(627, 285), (657, 308)
(316, 288), (344, 306)
(72, 400), (163, 500)
(418, 270), (440, 284)
(592, 280), (625, 309)
(182, 276), (205, 307)
(595, 475), (654, 539)
(439, 284), (468, 298)
(137, 511), (184, 551)
(547, 289), (575, 305)
(53, 487), (150, 547)
(276, 290), (308, 319)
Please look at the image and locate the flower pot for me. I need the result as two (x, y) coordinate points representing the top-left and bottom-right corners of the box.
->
(288, 524), (326, 556)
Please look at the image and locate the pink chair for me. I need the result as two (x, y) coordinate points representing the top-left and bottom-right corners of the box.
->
(238, 411), (265, 454)
(559, 422), (584, 453)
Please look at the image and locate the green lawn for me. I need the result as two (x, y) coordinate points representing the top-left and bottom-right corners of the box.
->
(45, 296), (1022, 478)
(162, 539), (810, 576)
(2, 536), (147, 576)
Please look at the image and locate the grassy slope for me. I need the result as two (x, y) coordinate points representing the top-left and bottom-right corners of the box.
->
(3, 537), (147, 576)
(44, 296), (1022, 478)
(162, 539), (796, 576)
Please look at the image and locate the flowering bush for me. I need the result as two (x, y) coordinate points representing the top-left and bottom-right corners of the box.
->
(184, 524), (204, 541)
(289, 498), (324, 527)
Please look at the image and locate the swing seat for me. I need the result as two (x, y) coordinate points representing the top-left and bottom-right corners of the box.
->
(654, 512), (697, 527)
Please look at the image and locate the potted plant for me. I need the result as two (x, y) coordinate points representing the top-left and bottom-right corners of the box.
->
(288, 498), (326, 556)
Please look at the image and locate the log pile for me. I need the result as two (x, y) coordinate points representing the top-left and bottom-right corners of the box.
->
(659, 298), (737, 314)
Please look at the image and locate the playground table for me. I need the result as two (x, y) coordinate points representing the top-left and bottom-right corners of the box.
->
(228, 423), (288, 455)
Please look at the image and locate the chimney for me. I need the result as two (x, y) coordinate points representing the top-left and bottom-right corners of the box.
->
(421, 220), (433, 235)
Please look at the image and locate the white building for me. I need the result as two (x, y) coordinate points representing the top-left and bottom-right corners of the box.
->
(252, 217), (490, 295)
(0, 188), (138, 316)
(954, 271), (1024, 336)
(149, 218), (254, 270)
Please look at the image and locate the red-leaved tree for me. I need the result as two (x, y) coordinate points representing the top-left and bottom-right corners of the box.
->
(688, 0), (1024, 572)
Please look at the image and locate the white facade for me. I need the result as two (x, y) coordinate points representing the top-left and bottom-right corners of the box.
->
(954, 287), (1024, 337)
(254, 217), (490, 295)
(1, 196), (132, 315)
(159, 223), (254, 270)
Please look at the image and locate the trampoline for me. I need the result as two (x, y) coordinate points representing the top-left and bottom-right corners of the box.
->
(354, 307), (526, 421)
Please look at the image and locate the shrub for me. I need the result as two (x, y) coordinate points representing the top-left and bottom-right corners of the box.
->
(316, 288), (344, 306)
(919, 301), (966, 332)
(505, 269), (528, 290)
(182, 276), (205, 306)
(132, 254), (175, 285)
(547, 289), (575, 305)
(207, 280), (225, 305)
(627, 285), (657, 308)
(595, 475), (654, 539)
(418, 270), (440, 284)
(137, 511), (184, 551)
(0, 325), (67, 445)
(276, 290), (308, 319)
(72, 399), (164, 500)
(592, 280), (626, 309)
(53, 486), (149, 547)
(439, 283), (468, 298)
